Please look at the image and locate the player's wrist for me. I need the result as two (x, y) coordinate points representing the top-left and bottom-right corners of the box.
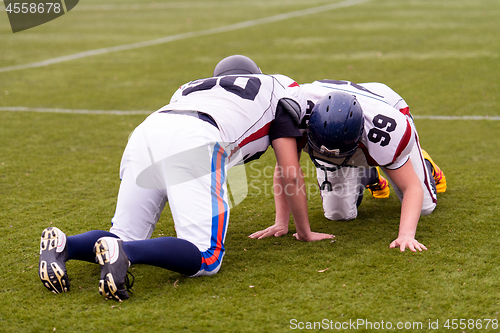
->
(295, 227), (313, 240)
(397, 232), (416, 239)
(274, 220), (290, 228)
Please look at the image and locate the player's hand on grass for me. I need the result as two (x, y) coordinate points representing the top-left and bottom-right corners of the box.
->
(249, 223), (289, 239)
(293, 232), (335, 242)
(390, 236), (427, 252)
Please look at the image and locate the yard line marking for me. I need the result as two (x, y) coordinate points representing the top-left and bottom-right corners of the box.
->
(0, 0), (371, 73)
(0, 0), (334, 10)
(66, 1), (338, 11)
(412, 115), (500, 121)
(0, 107), (152, 115)
(1, 107), (499, 120)
(277, 51), (499, 60)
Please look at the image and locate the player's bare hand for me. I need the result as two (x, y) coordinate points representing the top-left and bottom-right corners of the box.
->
(249, 224), (288, 239)
(293, 232), (335, 242)
(390, 236), (427, 252)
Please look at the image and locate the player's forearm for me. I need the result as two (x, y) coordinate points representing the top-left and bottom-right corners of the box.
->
(273, 164), (291, 226)
(281, 170), (312, 240)
(384, 160), (423, 239)
(271, 137), (312, 239)
(398, 185), (424, 238)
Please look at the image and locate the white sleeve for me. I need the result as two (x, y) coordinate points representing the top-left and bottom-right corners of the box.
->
(169, 85), (185, 104)
(360, 82), (409, 111)
(271, 74), (307, 122)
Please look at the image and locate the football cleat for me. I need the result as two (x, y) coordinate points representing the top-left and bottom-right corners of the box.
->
(366, 167), (390, 199)
(422, 149), (447, 193)
(39, 227), (70, 294)
(94, 237), (133, 301)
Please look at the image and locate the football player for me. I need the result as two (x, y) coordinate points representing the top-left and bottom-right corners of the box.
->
(38, 56), (334, 301)
(250, 80), (446, 252)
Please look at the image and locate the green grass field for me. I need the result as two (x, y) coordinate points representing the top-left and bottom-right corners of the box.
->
(1, 0), (499, 332)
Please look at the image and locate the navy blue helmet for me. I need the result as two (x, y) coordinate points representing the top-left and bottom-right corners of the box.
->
(307, 91), (364, 189)
(213, 55), (262, 76)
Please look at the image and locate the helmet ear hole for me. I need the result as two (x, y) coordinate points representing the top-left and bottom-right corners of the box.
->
(326, 106), (329, 112)
(344, 126), (348, 134)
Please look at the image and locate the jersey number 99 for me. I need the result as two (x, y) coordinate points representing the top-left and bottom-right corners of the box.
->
(368, 114), (396, 147)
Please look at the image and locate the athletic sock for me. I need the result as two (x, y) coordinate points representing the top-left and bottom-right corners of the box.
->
(122, 237), (202, 276)
(67, 230), (119, 263)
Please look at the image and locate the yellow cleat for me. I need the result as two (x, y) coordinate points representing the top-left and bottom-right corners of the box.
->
(422, 149), (447, 193)
(366, 167), (390, 199)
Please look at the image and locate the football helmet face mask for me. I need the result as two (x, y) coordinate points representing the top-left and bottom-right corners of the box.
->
(213, 55), (262, 76)
(307, 91), (364, 190)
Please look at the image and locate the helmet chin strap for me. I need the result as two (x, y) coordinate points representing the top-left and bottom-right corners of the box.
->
(308, 149), (355, 192)
(319, 165), (333, 191)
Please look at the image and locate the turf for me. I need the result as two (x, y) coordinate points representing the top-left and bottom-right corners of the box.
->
(1, 0), (499, 332)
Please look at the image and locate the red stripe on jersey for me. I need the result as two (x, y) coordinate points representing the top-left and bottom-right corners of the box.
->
(392, 119), (412, 163)
(288, 81), (300, 87)
(239, 122), (272, 148)
(399, 106), (411, 116)
(227, 121), (272, 161)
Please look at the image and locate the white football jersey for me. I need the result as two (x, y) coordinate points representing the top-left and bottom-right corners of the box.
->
(161, 74), (306, 163)
(301, 80), (415, 169)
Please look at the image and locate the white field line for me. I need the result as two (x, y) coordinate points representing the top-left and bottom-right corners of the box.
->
(280, 51), (499, 60)
(0, 0), (332, 10)
(64, 1), (338, 11)
(0, 107), (153, 115)
(1, 107), (499, 120)
(412, 115), (500, 121)
(0, 0), (371, 73)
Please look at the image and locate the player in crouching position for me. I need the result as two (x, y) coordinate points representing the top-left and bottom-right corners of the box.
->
(250, 80), (446, 252)
(38, 56), (334, 301)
